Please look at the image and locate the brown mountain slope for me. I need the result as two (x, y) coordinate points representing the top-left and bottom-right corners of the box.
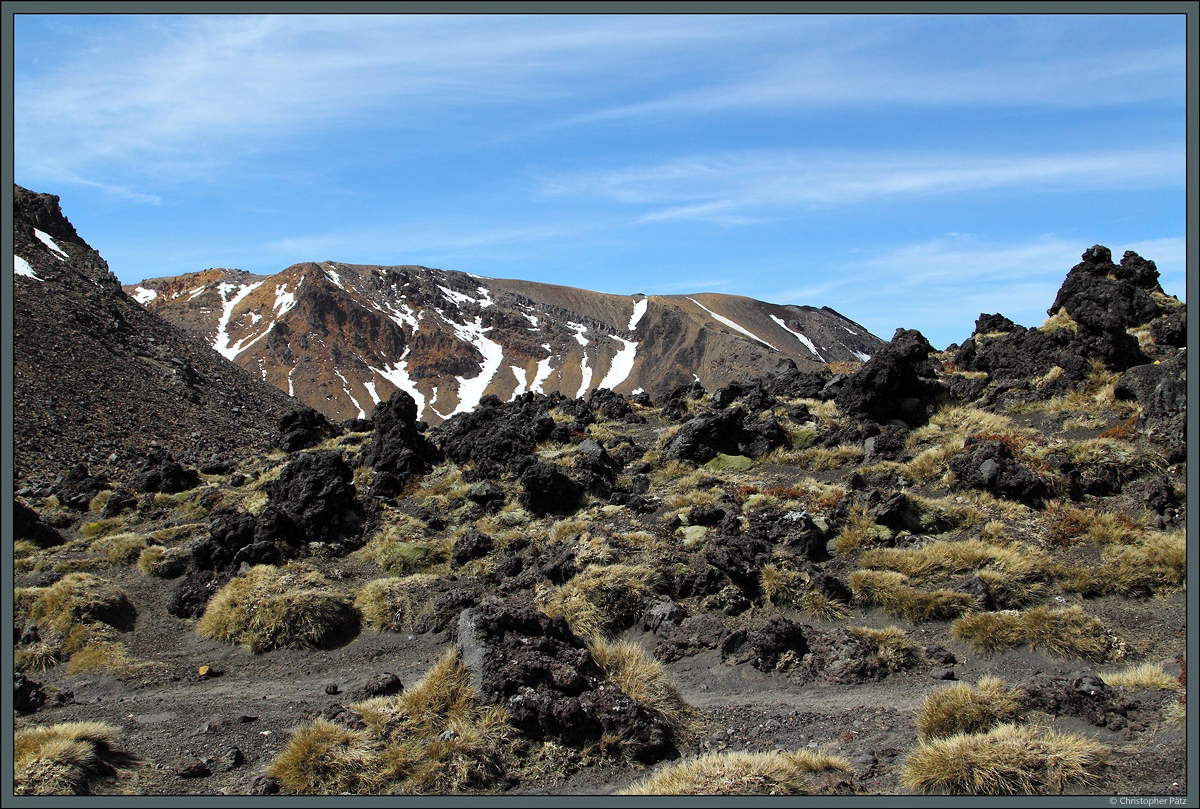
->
(128, 262), (883, 424)
(12, 185), (299, 489)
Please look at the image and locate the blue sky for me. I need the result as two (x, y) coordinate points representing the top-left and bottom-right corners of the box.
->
(13, 12), (1187, 349)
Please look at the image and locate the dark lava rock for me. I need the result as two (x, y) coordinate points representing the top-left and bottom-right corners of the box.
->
(348, 672), (404, 702)
(947, 438), (1052, 508)
(174, 758), (212, 779)
(663, 407), (788, 464)
(974, 313), (1018, 334)
(518, 462), (584, 516)
(265, 450), (364, 547)
(56, 463), (108, 510)
(704, 532), (770, 592)
(434, 393), (555, 471)
(360, 390), (440, 497)
(99, 488), (139, 519)
(1018, 672), (1141, 729)
(14, 500), (64, 548)
(1148, 306), (1187, 348)
(450, 528), (495, 569)
(132, 447), (200, 494)
(276, 405), (340, 453)
(14, 672), (48, 715)
(249, 775), (282, 795)
(654, 613), (727, 663)
(1049, 246), (1164, 333)
(721, 616), (808, 672)
(457, 598), (676, 762)
(835, 329), (945, 426)
(466, 481), (505, 507)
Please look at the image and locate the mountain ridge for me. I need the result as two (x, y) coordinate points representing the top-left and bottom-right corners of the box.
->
(126, 261), (883, 424)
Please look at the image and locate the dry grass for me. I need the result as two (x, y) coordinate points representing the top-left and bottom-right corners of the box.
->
(848, 626), (923, 672)
(588, 638), (693, 739)
(761, 565), (848, 620)
(14, 721), (129, 795)
(16, 573), (136, 636)
(618, 749), (850, 795)
(270, 650), (514, 795)
(1055, 529), (1186, 598)
(196, 565), (361, 653)
(848, 569), (975, 623)
(135, 544), (189, 578)
(900, 723), (1106, 795)
(78, 517), (127, 539)
(792, 443), (864, 471)
(1040, 310), (1079, 334)
(353, 514), (447, 576)
(539, 563), (661, 641)
(1043, 501), (1143, 547)
(916, 676), (1021, 740)
(830, 503), (891, 556)
(87, 533), (149, 565)
(1100, 662), (1184, 692)
(354, 574), (439, 633)
(951, 606), (1117, 662)
(857, 538), (1047, 596)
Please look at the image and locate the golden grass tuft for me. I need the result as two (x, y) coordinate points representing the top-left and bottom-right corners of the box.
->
(848, 626), (923, 671)
(915, 677), (1021, 740)
(588, 638), (693, 739)
(539, 563), (660, 641)
(830, 503), (890, 556)
(858, 538), (1044, 581)
(17, 573), (136, 635)
(14, 721), (127, 795)
(848, 569), (975, 623)
(899, 723), (1106, 795)
(618, 749), (850, 795)
(196, 565), (361, 653)
(951, 606), (1116, 662)
(1099, 662), (1184, 692)
(271, 650), (514, 795)
(354, 574), (439, 633)
(78, 517), (127, 539)
(88, 533), (149, 565)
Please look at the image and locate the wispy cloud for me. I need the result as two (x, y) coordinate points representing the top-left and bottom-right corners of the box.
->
(543, 148), (1184, 222)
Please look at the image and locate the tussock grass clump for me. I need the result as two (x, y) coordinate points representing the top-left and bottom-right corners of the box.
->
(848, 570), (975, 623)
(899, 723), (1106, 795)
(135, 544), (189, 578)
(830, 504), (891, 556)
(618, 749), (850, 795)
(1044, 501), (1143, 547)
(196, 565), (360, 653)
(761, 566), (848, 620)
(88, 533), (149, 565)
(588, 638), (693, 737)
(78, 518), (127, 539)
(951, 606), (1116, 662)
(858, 538), (1044, 581)
(916, 677), (1021, 740)
(272, 651), (513, 795)
(1100, 662), (1184, 692)
(848, 626), (923, 672)
(540, 564), (661, 641)
(354, 574), (439, 633)
(16, 573), (136, 635)
(14, 722), (128, 796)
(792, 443), (864, 471)
(354, 516), (446, 576)
(1056, 530), (1186, 597)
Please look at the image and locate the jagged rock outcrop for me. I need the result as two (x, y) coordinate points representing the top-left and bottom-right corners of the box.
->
(835, 328), (946, 426)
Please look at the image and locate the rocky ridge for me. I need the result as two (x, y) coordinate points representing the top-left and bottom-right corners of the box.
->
(125, 262), (883, 424)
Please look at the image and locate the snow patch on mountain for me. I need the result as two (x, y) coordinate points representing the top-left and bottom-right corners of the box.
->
(213, 281), (265, 359)
(628, 298), (648, 330)
(568, 321), (590, 347)
(15, 256), (42, 281)
(688, 297), (778, 351)
(274, 285), (297, 317)
(447, 317), (504, 417)
(769, 314), (824, 360)
(374, 352), (427, 418)
(851, 349), (872, 362)
(33, 229), (68, 260)
(131, 286), (157, 303)
(576, 351), (594, 399)
(599, 336), (638, 390)
(334, 369), (366, 419)
(509, 365), (531, 399)
(530, 348), (555, 394)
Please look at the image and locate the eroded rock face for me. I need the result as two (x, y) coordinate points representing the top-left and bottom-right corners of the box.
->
(265, 450), (363, 548)
(132, 448), (201, 494)
(456, 598), (677, 762)
(518, 462), (584, 516)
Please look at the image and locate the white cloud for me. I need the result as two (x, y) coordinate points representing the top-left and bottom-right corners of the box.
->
(544, 148), (1184, 222)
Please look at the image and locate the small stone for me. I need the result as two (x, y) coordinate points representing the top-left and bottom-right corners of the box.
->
(174, 758), (211, 779)
(930, 668), (957, 681)
(325, 683), (340, 695)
